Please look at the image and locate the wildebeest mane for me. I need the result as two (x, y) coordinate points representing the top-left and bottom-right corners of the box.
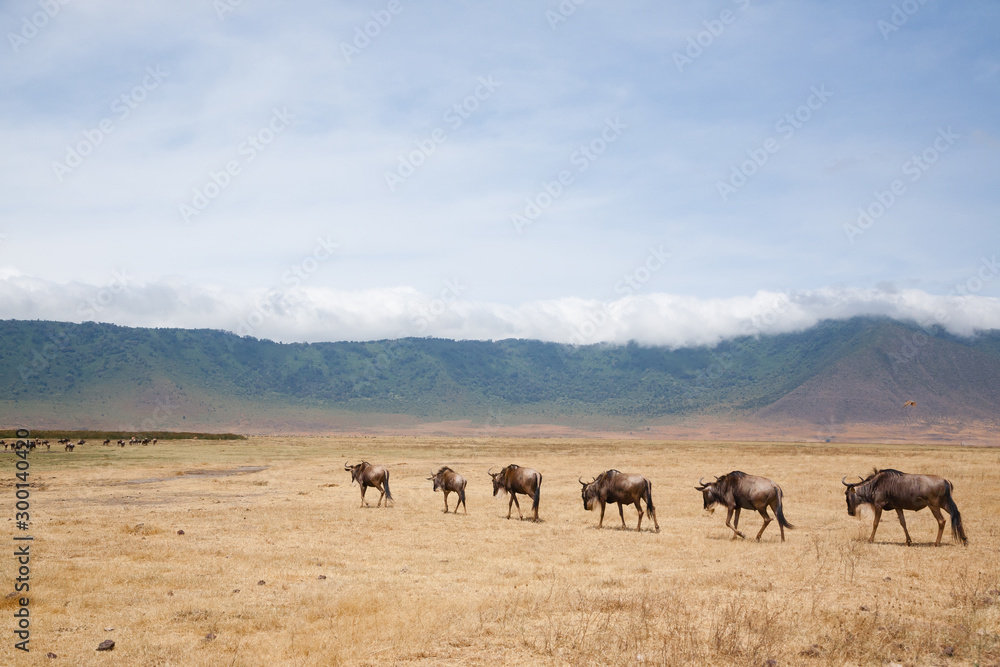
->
(436, 466), (453, 475)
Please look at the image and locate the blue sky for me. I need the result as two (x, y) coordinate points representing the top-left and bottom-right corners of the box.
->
(1, 0), (998, 345)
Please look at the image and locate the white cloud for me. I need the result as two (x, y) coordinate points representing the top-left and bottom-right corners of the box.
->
(2, 274), (998, 347)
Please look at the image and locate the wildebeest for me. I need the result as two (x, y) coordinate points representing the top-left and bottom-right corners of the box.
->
(65, 443), (75, 452)
(489, 464), (541, 521)
(695, 471), (793, 541)
(842, 469), (967, 546)
(580, 469), (659, 531)
(344, 461), (393, 508)
(428, 466), (467, 514)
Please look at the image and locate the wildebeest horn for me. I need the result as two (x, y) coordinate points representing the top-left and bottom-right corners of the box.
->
(344, 461), (351, 470)
(698, 477), (708, 486)
(488, 466), (497, 477)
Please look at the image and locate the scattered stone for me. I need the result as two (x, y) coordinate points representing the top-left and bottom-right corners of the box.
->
(177, 530), (185, 535)
(167, 591), (174, 597)
(860, 605), (870, 611)
(232, 589), (240, 593)
(205, 633), (216, 641)
(104, 627), (114, 631)
(257, 580), (266, 585)
(989, 589), (1000, 596)
(799, 644), (821, 657)
(4, 591), (16, 599)
(764, 660), (778, 666)
(46, 653), (57, 659)
(941, 646), (955, 657)
(884, 576), (891, 581)
(96, 640), (115, 651)
(318, 575), (327, 580)
(400, 566), (409, 573)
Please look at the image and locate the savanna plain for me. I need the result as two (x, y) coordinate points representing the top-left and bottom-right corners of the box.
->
(2, 436), (999, 666)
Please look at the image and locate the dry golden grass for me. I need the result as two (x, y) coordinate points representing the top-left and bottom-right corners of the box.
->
(2, 437), (999, 666)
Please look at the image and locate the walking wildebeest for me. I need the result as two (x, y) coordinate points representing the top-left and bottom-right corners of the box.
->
(695, 471), (793, 541)
(428, 467), (467, 514)
(842, 469), (967, 546)
(344, 461), (393, 508)
(580, 469), (659, 531)
(65, 443), (75, 452)
(489, 464), (541, 521)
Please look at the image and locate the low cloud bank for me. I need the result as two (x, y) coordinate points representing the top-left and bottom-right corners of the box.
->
(1, 273), (998, 347)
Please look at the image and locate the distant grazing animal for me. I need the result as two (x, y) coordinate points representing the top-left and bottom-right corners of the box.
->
(65, 443), (75, 452)
(103, 439), (111, 446)
(344, 461), (393, 507)
(842, 469), (967, 546)
(695, 471), (793, 542)
(489, 464), (542, 521)
(428, 467), (467, 514)
(77, 439), (86, 446)
(118, 439), (126, 447)
(580, 469), (659, 531)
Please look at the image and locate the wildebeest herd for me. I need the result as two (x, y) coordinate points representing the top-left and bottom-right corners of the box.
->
(345, 460), (969, 547)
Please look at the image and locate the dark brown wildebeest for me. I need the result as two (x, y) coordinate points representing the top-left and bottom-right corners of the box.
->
(842, 469), (967, 547)
(344, 461), (393, 508)
(489, 464), (542, 521)
(103, 439), (111, 446)
(580, 469), (659, 532)
(695, 471), (793, 542)
(428, 467), (467, 514)
(65, 443), (75, 452)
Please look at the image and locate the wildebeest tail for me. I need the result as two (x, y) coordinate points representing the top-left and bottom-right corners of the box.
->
(532, 473), (541, 512)
(944, 481), (967, 545)
(459, 482), (466, 509)
(383, 471), (394, 503)
(644, 479), (655, 512)
(775, 486), (793, 530)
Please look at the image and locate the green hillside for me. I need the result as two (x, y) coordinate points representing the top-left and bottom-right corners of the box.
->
(1, 317), (998, 431)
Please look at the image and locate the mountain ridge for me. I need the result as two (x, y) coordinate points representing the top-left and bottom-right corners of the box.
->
(1, 317), (998, 439)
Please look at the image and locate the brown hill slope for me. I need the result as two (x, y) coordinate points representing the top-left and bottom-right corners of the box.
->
(754, 321), (1000, 429)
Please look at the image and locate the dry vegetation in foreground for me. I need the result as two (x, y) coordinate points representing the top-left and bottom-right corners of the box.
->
(1, 437), (998, 666)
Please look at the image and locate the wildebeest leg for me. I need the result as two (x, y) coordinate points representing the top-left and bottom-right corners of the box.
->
(895, 508), (913, 546)
(598, 501), (606, 528)
(618, 503), (626, 529)
(443, 490), (451, 513)
(509, 494), (523, 519)
(755, 508), (772, 541)
(360, 485), (368, 508)
(634, 500), (644, 531)
(929, 505), (946, 546)
(726, 507), (745, 539)
(868, 507), (882, 542)
(375, 482), (386, 508)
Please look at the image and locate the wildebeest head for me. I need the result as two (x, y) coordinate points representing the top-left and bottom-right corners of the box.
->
(345, 461), (369, 485)
(694, 476), (721, 513)
(579, 476), (598, 510)
(429, 466), (453, 492)
(842, 474), (871, 516)
(488, 466), (503, 496)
